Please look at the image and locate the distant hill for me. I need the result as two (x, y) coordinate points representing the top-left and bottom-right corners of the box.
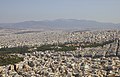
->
(0, 19), (120, 30)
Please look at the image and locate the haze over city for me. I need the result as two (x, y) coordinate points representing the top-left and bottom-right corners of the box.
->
(0, 0), (120, 23)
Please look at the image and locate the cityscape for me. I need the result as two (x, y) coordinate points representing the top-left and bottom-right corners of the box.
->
(0, 0), (120, 77)
(0, 29), (120, 77)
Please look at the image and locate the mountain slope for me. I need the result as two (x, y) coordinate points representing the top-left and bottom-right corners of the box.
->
(0, 19), (120, 30)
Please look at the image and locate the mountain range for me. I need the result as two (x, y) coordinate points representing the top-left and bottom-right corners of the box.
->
(0, 19), (120, 30)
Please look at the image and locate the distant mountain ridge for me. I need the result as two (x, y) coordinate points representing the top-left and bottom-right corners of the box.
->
(0, 19), (120, 30)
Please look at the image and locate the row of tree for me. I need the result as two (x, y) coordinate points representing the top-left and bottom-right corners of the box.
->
(36, 44), (76, 51)
(81, 40), (115, 48)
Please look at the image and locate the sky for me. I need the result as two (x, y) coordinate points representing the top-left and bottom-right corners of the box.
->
(0, 0), (120, 23)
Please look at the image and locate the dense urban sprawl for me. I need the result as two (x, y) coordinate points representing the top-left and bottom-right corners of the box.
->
(0, 29), (120, 77)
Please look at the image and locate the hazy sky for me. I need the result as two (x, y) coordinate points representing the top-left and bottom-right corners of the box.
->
(0, 0), (120, 23)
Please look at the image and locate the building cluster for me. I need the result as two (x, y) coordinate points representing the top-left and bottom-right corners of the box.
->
(0, 29), (119, 48)
(0, 51), (120, 77)
(0, 29), (120, 77)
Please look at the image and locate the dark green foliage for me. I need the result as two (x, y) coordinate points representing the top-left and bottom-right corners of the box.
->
(36, 44), (54, 51)
(37, 40), (114, 51)
(56, 46), (76, 51)
(0, 46), (29, 55)
(37, 44), (76, 51)
(81, 40), (114, 48)
(0, 46), (27, 66)
(0, 55), (23, 66)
